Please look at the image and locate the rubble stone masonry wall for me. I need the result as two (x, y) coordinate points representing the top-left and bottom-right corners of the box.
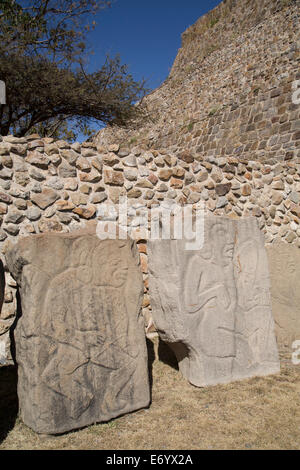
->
(96, 0), (300, 164)
(0, 132), (299, 362)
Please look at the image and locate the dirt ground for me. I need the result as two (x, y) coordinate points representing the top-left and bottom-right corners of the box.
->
(0, 339), (300, 450)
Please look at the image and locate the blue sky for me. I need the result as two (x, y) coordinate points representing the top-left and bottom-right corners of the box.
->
(87, 0), (221, 91)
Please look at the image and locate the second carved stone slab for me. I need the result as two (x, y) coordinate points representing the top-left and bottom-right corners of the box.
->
(148, 217), (280, 387)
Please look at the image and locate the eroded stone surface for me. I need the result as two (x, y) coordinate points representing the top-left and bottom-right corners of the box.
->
(148, 217), (280, 387)
(0, 259), (5, 364)
(266, 242), (300, 347)
(0, 259), (4, 316)
(5, 229), (149, 434)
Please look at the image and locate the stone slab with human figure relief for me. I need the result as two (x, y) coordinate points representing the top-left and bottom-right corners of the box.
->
(5, 227), (150, 434)
(266, 241), (300, 347)
(148, 216), (280, 387)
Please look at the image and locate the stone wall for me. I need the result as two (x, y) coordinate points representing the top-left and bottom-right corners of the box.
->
(95, 0), (300, 164)
(0, 133), (299, 362)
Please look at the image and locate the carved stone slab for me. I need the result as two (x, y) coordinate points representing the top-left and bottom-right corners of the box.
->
(0, 259), (5, 364)
(5, 229), (149, 434)
(148, 217), (280, 387)
(266, 241), (300, 346)
(0, 259), (4, 317)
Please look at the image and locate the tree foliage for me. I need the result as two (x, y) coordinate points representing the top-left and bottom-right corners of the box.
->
(0, 0), (108, 61)
(0, 1), (147, 138)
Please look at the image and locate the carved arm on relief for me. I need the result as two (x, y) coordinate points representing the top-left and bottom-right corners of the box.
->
(184, 259), (230, 314)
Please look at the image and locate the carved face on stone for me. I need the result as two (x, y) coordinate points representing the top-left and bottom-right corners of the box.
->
(214, 225), (235, 265)
(69, 238), (128, 288)
(200, 221), (235, 267)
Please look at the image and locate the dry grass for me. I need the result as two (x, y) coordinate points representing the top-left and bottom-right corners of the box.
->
(0, 340), (300, 450)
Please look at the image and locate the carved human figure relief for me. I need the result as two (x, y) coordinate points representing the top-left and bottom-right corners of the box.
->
(266, 241), (300, 346)
(5, 229), (150, 434)
(233, 219), (279, 377)
(148, 217), (280, 387)
(181, 220), (237, 385)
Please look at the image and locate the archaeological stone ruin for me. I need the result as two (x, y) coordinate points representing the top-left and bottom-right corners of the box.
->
(5, 228), (150, 434)
(0, 0), (299, 434)
(266, 241), (300, 346)
(148, 217), (280, 387)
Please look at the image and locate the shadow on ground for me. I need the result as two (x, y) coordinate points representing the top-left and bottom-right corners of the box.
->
(157, 339), (179, 371)
(146, 337), (179, 399)
(0, 366), (18, 444)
